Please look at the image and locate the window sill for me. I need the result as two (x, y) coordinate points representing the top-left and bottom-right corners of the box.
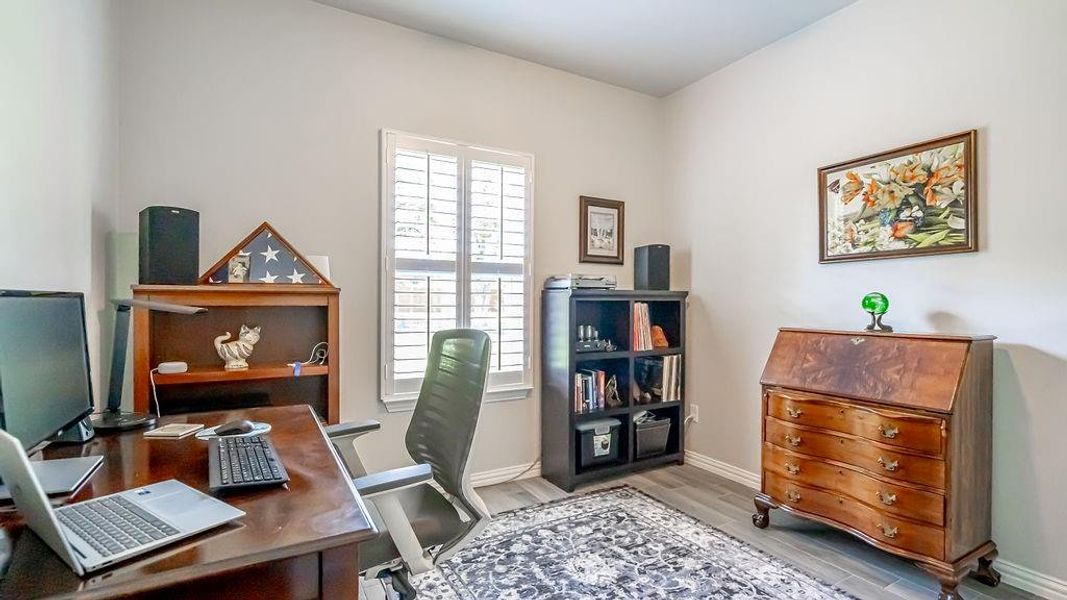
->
(381, 384), (534, 413)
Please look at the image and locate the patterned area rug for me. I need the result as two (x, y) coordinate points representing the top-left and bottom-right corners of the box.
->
(413, 485), (856, 599)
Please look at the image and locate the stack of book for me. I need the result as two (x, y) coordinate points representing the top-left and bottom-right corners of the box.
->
(634, 355), (682, 403)
(632, 302), (653, 351)
(574, 369), (606, 413)
(661, 355), (681, 401)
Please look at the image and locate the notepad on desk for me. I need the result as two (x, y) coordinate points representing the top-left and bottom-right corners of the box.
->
(144, 423), (204, 439)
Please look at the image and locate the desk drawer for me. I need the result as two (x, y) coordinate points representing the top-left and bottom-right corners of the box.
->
(762, 443), (944, 526)
(765, 473), (945, 560)
(766, 390), (945, 456)
(765, 417), (945, 490)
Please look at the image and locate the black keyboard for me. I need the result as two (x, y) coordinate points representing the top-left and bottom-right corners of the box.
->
(56, 495), (178, 557)
(208, 434), (289, 491)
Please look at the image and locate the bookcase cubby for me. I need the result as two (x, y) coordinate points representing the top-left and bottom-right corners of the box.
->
(541, 288), (688, 491)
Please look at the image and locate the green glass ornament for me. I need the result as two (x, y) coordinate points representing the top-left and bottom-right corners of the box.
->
(862, 292), (893, 332)
(861, 292), (889, 315)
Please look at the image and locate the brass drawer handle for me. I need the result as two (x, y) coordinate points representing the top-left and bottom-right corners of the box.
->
(877, 490), (897, 506)
(784, 462), (800, 475)
(786, 406), (803, 418)
(878, 456), (900, 472)
(879, 424), (900, 439)
(784, 434), (802, 447)
(879, 523), (899, 539)
(786, 489), (802, 502)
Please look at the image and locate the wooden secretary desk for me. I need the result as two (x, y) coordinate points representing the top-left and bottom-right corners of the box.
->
(754, 328), (999, 600)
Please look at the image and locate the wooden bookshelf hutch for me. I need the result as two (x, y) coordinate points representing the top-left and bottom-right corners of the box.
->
(541, 288), (687, 491)
(132, 284), (339, 423)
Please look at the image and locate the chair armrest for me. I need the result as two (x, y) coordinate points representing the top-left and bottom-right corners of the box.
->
(354, 464), (433, 497)
(325, 419), (381, 440)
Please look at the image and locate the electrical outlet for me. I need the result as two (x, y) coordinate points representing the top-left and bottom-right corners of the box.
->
(690, 404), (699, 423)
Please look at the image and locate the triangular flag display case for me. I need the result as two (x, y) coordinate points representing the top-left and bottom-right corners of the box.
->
(131, 221), (340, 423)
(200, 222), (333, 286)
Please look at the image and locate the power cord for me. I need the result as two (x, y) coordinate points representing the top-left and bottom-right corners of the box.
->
(149, 367), (162, 418)
(291, 342), (329, 366)
(496, 460), (539, 484)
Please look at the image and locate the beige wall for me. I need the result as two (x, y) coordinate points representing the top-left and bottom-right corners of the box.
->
(664, 0), (1067, 583)
(20, 0), (1062, 588)
(114, 0), (665, 473)
(0, 0), (116, 401)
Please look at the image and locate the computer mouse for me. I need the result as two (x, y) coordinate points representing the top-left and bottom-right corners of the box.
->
(213, 419), (255, 436)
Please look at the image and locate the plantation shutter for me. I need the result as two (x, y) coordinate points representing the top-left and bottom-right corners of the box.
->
(382, 131), (533, 408)
(391, 149), (459, 379)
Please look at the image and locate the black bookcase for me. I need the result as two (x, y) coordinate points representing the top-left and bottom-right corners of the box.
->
(541, 288), (688, 491)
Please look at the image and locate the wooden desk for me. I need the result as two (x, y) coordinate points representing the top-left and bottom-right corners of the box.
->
(0, 405), (376, 599)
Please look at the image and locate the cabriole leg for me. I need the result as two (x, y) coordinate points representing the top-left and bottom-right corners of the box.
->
(972, 548), (1001, 587)
(752, 493), (775, 529)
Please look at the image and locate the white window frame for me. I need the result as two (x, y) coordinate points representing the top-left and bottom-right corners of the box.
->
(380, 129), (535, 412)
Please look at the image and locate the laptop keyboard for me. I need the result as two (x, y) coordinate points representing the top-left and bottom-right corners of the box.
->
(56, 495), (179, 557)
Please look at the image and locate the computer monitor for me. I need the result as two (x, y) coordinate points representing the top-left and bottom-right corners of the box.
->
(0, 291), (95, 451)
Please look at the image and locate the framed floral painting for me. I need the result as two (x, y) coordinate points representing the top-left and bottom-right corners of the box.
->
(819, 130), (977, 263)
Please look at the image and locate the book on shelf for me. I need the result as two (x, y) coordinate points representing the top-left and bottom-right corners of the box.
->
(663, 355), (681, 401)
(574, 369), (610, 413)
(632, 302), (654, 351)
(633, 354), (681, 403)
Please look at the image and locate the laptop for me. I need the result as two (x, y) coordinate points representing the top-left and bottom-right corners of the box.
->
(0, 429), (245, 575)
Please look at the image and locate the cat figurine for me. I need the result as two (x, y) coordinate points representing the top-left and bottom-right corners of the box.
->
(214, 324), (261, 370)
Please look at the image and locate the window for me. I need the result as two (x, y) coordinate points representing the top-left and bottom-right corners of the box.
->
(380, 130), (534, 410)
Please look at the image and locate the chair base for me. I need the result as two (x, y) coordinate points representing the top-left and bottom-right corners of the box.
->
(377, 568), (417, 600)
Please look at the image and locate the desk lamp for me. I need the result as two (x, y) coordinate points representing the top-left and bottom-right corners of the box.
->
(91, 299), (206, 431)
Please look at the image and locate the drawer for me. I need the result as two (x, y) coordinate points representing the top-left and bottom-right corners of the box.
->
(766, 390), (945, 456)
(765, 472), (945, 560)
(765, 417), (945, 490)
(762, 443), (945, 526)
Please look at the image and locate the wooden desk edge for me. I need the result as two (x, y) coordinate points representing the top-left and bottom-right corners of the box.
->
(56, 536), (373, 600)
(16, 405), (378, 599)
(308, 404), (378, 542)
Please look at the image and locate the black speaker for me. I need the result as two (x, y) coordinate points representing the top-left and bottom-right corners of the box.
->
(139, 206), (199, 284)
(634, 244), (670, 290)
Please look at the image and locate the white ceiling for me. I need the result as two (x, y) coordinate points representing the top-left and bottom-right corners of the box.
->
(313, 0), (857, 96)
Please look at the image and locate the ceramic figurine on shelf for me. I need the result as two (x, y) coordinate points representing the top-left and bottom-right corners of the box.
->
(214, 324), (261, 370)
(605, 375), (622, 408)
(651, 325), (670, 348)
(862, 292), (893, 332)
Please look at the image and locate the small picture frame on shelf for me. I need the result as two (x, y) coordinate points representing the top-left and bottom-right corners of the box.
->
(227, 255), (251, 283)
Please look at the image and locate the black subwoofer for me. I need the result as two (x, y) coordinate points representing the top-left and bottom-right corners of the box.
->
(634, 244), (670, 290)
(139, 206), (199, 284)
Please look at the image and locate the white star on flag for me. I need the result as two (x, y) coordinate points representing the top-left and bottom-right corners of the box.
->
(259, 271), (278, 283)
(287, 268), (305, 284)
(261, 245), (279, 263)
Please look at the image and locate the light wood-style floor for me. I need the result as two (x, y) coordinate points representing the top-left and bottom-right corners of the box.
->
(360, 464), (1040, 600)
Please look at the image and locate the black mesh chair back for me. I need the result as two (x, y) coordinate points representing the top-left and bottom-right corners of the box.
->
(404, 329), (491, 545)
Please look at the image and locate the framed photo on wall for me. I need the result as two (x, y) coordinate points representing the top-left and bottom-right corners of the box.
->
(579, 196), (625, 264)
(819, 130), (977, 263)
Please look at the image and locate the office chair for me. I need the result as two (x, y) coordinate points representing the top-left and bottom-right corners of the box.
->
(326, 329), (493, 599)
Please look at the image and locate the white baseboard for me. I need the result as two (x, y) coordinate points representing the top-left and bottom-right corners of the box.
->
(470, 460), (541, 488)
(682, 450), (1066, 599)
(997, 559), (1067, 600)
(684, 449), (760, 490)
